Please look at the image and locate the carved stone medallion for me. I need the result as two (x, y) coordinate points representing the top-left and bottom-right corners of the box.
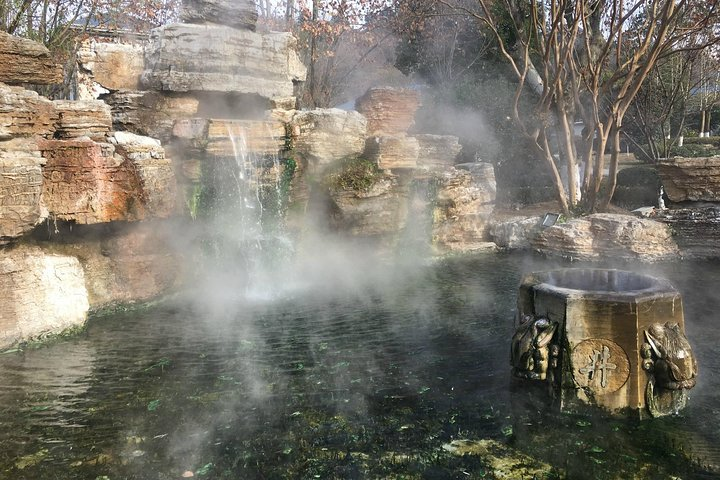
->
(572, 339), (630, 394)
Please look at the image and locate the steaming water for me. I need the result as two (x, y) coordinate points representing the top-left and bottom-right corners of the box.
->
(1, 253), (720, 479)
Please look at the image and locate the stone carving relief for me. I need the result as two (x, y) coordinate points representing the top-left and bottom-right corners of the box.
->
(641, 322), (698, 417)
(510, 314), (559, 381)
(571, 339), (630, 395)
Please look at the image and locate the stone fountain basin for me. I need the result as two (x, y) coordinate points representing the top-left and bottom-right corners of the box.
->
(517, 268), (686, 416)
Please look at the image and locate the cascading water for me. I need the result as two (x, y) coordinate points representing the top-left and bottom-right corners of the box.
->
(195, 120), (293, 300)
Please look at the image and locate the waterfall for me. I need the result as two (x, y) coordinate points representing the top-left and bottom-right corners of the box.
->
(196, 120), (292, 300)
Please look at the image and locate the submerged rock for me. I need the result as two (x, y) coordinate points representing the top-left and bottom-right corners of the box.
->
(533, 213), (679, 261)
(141, 24), (306, 101)
(0, 32), (63, 86)
(442, 439), (558, 479)
(0, 139), (47, 244)
(0, 245), (88, 349)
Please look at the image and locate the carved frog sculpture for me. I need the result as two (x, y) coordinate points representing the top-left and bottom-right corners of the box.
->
(643, 322), (698, 390)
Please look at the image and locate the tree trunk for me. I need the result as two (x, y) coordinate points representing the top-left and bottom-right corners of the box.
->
(598, 126), (621, 211)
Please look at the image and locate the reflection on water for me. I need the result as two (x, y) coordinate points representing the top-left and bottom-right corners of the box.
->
(0, 253), (719, 479)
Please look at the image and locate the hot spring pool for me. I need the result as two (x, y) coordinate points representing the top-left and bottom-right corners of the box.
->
(1, 253), (719, 479)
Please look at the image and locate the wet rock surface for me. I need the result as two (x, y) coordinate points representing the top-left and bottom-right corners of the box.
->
(0, 32), (63, 85)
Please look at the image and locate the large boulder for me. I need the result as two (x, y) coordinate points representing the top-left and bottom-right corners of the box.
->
(180, 0), (258, 30)
(0, 139), (47, 244)
(0, 32), (63, 85)
(0, 245), (88, 349)
(141, 24), (306, 101)
(365, 135), (419, 170)
(658, 157), (720, 202)
(290, 109), (367, 166)
(76, 40), (145, 98)
(53, 100), (113, 140)
(533, 213), (679, 261)
(416, 134), (461, 170)
(328, 174), (409, 238)
(103, 90), (199, 141)
(432, 164), (497, 253)
(489, 215), (543, 250)
(0, 83), (58, 139)
(355, 87), (420, 136)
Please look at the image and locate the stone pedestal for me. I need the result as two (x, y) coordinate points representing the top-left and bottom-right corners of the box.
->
(511, 269), (697, 418)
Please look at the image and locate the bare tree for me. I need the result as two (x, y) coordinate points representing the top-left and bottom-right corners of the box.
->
(436, 0), (720, 213)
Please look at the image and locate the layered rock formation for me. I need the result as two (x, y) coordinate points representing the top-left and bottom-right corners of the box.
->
(39, 134), (175, 224)
(290, 109), (367, 166)
(655, 207), (720, 259)
(103, 90), (199, 141)
(658, 157), (720, 202)
(181, 0), (258, 31)
(416, 134), (462, 170)
(489, 216), (543, 250)
(0, 32), (63, 85)
(53, 100), (113, 140)
(432, 164), (497, 253)
(0, 139), (46, 244)
(365, 135), (419, 170)
(0, 83), (58, 139)
(355, 87), (421, 136)
(142, 24), (306, 101)
(329, 175), (409, 239)
(0, 246), (88, 347)
(532, 213), (679, 261)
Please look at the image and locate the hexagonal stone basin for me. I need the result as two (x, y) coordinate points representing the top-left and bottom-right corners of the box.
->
(512, 269), (697, 418)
